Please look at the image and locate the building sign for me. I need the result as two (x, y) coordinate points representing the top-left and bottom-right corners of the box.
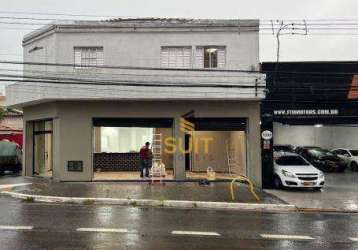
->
(274, 109), (339, 117)
(261, 130), (273, 140)
(67, 161), (83, 172)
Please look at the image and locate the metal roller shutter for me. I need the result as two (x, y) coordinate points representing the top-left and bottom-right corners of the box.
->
(187, 118), (247, 131)
(93, 118), (174, 128)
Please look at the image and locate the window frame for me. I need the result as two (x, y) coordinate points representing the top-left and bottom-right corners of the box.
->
(73, 46), (104, 69)
(196, 46), (226, 69)
(160, 46), (193, 69)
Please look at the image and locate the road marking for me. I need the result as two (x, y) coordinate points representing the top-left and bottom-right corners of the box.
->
(171, 231), (221, 236)
(260, 234), (314, 240)
(349, 237), (358, 242)
(77, 228), (129, 233)
(0, 225), (33, 230)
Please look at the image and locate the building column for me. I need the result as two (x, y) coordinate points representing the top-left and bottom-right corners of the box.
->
(94, 127), (101, 153)
(23, 121), (34, 177)
(173, 117), (186, 180)
(247, 110), (262, 187)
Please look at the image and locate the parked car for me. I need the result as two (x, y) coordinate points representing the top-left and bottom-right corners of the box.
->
(273, 144), (294, 153)
(298, 147), (347, 172)
(295, 146), (320, 155)
(0, 141), (22, 175)
(331, 148), (358, 172)
(273, 152), (325, 190)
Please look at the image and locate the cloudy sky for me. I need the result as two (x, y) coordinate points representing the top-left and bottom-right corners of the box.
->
(0, 0), (357, 92)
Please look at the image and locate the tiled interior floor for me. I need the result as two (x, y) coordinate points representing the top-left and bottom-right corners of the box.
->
(93, 170), (235, 180)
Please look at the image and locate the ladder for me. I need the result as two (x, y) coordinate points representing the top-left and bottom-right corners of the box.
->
(226, 140), (239, 176)
(151, 133), (165, 183)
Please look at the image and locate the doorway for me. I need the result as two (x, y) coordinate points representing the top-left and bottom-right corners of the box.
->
(185, 118), (248, 179)
(92, 118), (174, 180)
(33, 120), (53, 178)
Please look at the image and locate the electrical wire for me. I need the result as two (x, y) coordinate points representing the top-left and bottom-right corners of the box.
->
(0, 73), (265, 89)
(1, 60), (358, 76)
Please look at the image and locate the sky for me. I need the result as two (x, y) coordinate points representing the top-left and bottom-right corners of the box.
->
(0, 0), (358, 93)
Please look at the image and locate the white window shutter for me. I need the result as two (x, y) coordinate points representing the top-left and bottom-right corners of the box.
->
(73, 47), (104, 68)
(183, 47), (192, 68)
(74, 48), (82, 66)
(217, 47), (226, 69)
(160, 47), (192, 68)
(160, 47), (169, 68)
(195, 47), (204, 68)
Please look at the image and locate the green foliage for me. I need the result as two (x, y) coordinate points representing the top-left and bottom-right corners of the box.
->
(82, 199), (95, 205)
(22, 197), (35, 203)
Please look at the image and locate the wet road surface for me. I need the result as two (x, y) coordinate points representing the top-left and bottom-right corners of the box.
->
(0, 197), (357, 249)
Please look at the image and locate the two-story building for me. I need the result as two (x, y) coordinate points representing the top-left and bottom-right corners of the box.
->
(6, 19), (266, 186)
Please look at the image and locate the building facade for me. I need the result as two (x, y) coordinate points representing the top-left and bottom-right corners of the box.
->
(261, 61), (358, 188)
(6, 19), (266, 185)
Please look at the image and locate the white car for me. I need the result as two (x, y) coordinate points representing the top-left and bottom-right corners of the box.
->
(274, 152), (325, 190)
(331, 148), (358, 172)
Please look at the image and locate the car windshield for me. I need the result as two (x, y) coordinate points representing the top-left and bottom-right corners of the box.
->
(308, 148), (334, 158)
(350, 150), (358, 156)
(274, 146), (292, 152)
(275, 156), (309, 166)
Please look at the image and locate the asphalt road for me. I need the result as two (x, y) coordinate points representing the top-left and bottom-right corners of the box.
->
(0, 197), (357, 250)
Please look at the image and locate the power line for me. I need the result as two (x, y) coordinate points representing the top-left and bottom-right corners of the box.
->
(2, 72), (357, 92)
(0, 73), (264, 89)
(0, 68), (259, 80)
(0, 10), (118, 18)
(0, 60), (263, 74)
(1, 59), (358, 76)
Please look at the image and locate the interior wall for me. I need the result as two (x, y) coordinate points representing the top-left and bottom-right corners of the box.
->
(192, 131), (230, 172)
(274, 122), (358, 149)
(229, 131), (247, 175)
(155, 127), (174, 170)
(328, 126), (358, 149)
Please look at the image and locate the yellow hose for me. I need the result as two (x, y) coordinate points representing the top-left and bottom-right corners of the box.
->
(229, 176), (260, 202)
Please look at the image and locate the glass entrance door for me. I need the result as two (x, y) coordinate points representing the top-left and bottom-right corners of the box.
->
(33, 120), (53, 177)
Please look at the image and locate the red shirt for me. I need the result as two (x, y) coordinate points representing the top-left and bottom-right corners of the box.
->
(140, 146), (151, 160)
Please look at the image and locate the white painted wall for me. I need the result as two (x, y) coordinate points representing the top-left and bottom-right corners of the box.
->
(274, 122), (358, 149)
(8, 21), (265, 107)
(53, 31), (259, 70)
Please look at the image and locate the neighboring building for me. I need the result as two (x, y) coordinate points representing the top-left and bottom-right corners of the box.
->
(261, 61), (358, 188)
(6, 19), (266, 185)
(0, 96), (23, 147)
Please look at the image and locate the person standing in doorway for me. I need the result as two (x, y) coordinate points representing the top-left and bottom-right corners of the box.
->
(139, 142), (152, 178)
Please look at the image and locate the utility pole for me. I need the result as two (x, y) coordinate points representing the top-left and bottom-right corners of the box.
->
(270, 20), (308, 85)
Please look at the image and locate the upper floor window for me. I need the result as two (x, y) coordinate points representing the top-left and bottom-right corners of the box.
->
(195, 46), (226, 69)
(160, 46), (192, 68)
(74, 47), (104, 68)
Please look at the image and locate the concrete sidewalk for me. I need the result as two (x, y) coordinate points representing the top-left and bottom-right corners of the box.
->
(0, 176), (281, 203)
(0, 176), (298, 212)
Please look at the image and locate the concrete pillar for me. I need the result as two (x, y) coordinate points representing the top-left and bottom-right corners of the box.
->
(52, 117), (61, 181)
(246, 110), (262, 187)
(23, 121), (33, 176)
(173, 117), (186, 180)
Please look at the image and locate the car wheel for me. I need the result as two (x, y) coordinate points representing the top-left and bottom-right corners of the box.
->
(274, 176), (283, 189)
(337, 167), (345, 173)
(351, 162), (358, 172)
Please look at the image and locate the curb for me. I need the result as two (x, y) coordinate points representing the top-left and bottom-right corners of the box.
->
(298, 207), (358, 214)
(1, 191), (297, 212)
